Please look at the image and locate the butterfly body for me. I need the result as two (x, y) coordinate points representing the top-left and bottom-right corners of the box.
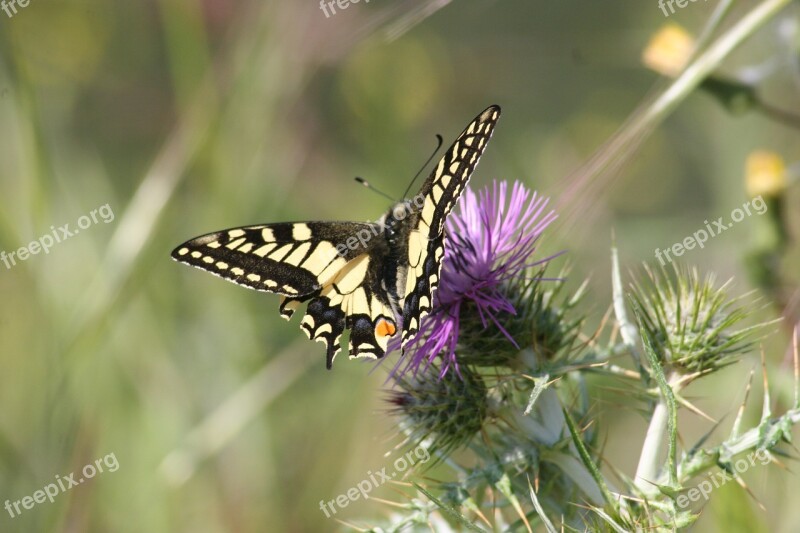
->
(172, 105), (501, 368)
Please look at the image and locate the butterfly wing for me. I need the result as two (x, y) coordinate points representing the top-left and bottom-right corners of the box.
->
(172, 221), (398, 368)
(172, 222), (371, 296)
(280, 251), (398, 368)
(401, 105), (501, 349)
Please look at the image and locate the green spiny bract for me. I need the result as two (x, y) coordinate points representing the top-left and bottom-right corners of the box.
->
(388, 364), (488, 460)
(455, 267), (587, 372)
(629, 264), (764, 375)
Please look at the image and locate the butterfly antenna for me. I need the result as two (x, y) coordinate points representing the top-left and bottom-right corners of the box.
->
(402, 134), (443, 199)
(354, 177), (395, 202)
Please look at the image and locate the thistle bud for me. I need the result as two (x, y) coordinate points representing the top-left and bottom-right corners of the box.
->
(630, 265), (762, 374)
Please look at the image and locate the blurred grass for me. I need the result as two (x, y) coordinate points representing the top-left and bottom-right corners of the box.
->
(0, 0), (798, 531)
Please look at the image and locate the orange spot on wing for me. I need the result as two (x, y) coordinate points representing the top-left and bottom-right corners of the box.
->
(375, 319), (397, 338)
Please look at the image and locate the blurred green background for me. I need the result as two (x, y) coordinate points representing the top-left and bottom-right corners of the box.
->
(0, 0), (798, 531)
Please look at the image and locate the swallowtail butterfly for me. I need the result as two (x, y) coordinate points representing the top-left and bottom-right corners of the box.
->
(171, 105), (500, 369)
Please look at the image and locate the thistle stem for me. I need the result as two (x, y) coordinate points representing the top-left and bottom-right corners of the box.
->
(678, 408), (800, 480)
(558, 0), (793, 227)
(637, 0), (793, 129)
(634, 372), (682, 495)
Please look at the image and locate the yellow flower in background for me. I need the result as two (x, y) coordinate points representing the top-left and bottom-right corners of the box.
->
(642, 24), (695, 77)
(746, 151), (787, 198)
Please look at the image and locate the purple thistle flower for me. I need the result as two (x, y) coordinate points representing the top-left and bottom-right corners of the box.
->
(396, 180), (559, 378)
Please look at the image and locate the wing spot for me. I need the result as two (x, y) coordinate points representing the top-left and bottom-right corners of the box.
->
(434, 158), (445, 177)
(247, 273), (261, 282)
(285, 242), (312, 266)
(262, 228), (275, 241)
(226, 237), (246, 250)
(352, 288), (370, 316)
(202, 256), (214, 264)
(268, 243), (294, 261)
(231, 267), (245, 276)
(292, 223), (312, 241)
(177, 248), (189, 256)
(238, 242), (254, 253)
(421, 201), (436, 223)
(253, 243), (278, 257)
(228, 229), (245, 238)
(207, 241), (221, 249)
(375, 318), (397, 338)
(190, 251), (202, 259)
(216, 262), (229, 270)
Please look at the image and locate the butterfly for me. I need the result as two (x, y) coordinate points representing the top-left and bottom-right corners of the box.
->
(171, 105), (501, 369)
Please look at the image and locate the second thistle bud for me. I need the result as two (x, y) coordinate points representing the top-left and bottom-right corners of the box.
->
(629, 265), (762, 375)
(388, 365), (489, 458)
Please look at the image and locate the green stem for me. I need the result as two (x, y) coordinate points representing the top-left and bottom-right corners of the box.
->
(597, 0), (793, 172)
(689, 0), (736, 60)
(634, 371), (682, 495)
(757, 99), (800, 130)
(679, 409), (800, 481)
(640, 0), (792, 127)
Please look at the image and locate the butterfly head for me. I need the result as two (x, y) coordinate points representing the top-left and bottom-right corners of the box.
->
(391, 203), (409, 221)
(378, 203), (408, 243)
(381, 195), (426, 244)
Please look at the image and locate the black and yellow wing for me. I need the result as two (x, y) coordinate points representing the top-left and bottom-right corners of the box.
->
(171, 222), (398, 368)
(400, 105), (501, 350)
